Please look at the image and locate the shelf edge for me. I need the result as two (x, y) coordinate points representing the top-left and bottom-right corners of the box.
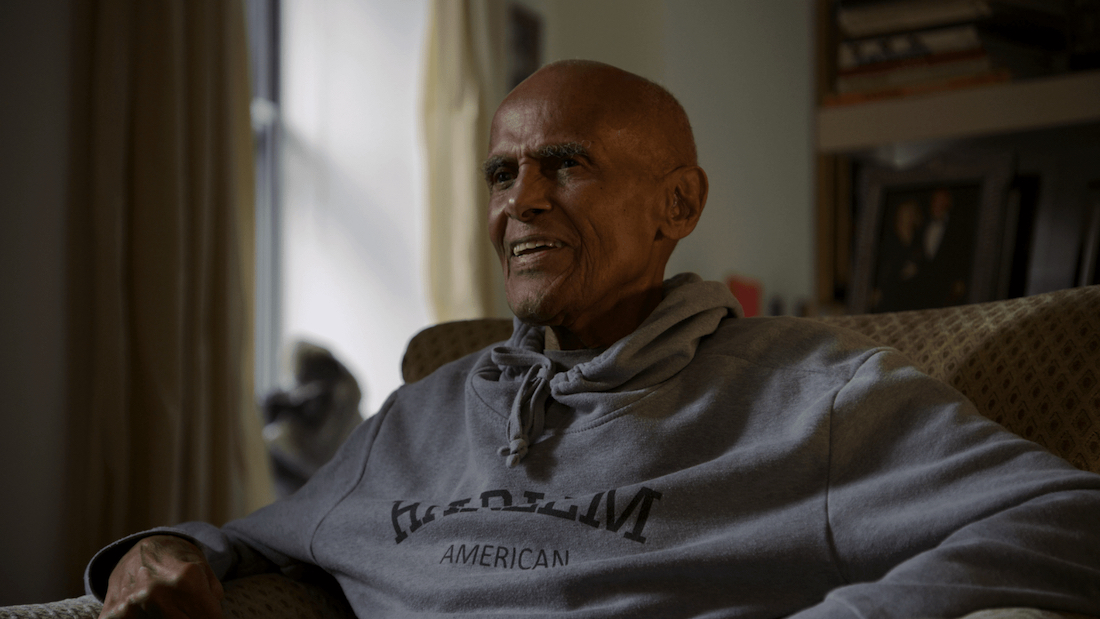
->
(817, 70), (1100, 153)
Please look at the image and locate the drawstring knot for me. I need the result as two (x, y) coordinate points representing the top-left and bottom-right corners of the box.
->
(498, 362), (552, 467)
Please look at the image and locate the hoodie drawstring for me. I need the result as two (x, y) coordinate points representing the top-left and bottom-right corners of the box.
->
(498, 362), (552, 467)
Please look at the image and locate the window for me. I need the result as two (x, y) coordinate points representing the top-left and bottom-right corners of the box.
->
(249, 0), (433, 416)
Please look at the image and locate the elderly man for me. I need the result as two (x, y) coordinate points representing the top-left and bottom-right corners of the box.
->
(92, 61), (1100, 618)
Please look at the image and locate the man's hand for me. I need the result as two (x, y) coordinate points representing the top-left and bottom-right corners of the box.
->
(99, 535), (225, 619)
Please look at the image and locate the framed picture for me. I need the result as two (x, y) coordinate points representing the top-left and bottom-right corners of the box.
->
(849, 152), (1015, 314)
(1077, 180), (1100, 287)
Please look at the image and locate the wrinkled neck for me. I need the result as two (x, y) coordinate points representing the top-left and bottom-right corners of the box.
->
(544, 327), (563, 351)
(548, 285), (665, 350)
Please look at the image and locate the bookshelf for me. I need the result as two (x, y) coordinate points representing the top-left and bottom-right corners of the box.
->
(818, 69), (1100, 152)
(812, 0), (1100, 313)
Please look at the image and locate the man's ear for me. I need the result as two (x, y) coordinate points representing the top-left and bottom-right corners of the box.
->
(659, 166), (708, 241)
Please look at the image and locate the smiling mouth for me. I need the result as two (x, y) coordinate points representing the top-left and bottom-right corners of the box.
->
(511, 239), (564, 257)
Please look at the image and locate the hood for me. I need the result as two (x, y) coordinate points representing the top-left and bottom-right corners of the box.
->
(472, 273), (743, 467)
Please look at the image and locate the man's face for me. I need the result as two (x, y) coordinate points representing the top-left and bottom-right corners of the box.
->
(484, 77), (671, 340)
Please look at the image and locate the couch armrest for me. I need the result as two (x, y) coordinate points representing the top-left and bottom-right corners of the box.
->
(2, 586), (1091, 619)
(220, 572), (355, 618)
(0, 595), (102, 618)
(962, 609), (1097, 619)
(0, 573), (356, 619)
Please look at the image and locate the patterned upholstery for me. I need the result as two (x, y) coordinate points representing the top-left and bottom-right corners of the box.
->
(5, 286), (1096, 618)
(220, 573), (356, 619)
(818, 285), (1100, 474)
(962, 610), (1096, 619)
(0, 596), (101, 619)
(401, 318), (515, 384)
(1, 593), (1091, 619)
(0, 574), (356, 619)
(0, 576), (354, 619)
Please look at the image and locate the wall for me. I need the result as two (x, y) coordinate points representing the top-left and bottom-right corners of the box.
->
(540, 0), (667, 79)
(522, 0), (816, 312)
(663, 1), (815, 311)
(0, 0), (74, 604)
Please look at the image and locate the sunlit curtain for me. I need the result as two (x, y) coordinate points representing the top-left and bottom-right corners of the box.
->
(422, 0), (508, 322)
(64, 0), (272, 591)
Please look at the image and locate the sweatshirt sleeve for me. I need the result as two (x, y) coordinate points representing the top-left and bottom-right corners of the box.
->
(84, 392), (394, 600)
(793, 349), (1100, 619)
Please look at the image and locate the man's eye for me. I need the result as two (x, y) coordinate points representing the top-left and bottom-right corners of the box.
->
(560, 158), (578, 169)
(493, 170), (514, 184)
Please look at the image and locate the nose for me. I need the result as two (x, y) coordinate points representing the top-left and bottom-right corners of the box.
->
(503, 166), (551, 221)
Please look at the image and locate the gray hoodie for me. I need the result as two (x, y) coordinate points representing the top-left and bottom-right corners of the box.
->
(87, 274), (1100, 617)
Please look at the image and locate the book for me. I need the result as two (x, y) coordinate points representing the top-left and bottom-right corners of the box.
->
(836, 52), (994, 93)
(838, 24), (984, 71)
(839, 0), (996, 39)
(839, 47), (988, 77)
(834, 24), (1064, 97)
(837, 0), (1067, 39)
(822, 69), (1011, 106)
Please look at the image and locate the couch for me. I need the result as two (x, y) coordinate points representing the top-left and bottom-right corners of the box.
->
(5, 285), (1097, 619)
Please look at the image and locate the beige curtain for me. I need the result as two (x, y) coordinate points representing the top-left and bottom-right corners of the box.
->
(64, 0), (272, 592)
(422, 0), (509, 322)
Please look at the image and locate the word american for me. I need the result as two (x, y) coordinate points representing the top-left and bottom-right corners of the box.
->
(440, 543), (570, 570)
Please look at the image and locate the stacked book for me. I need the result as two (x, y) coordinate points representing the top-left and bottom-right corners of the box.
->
(825, 0), (1070, 106)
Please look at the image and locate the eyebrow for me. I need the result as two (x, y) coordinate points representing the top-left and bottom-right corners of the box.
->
(481, 156), (506, 183)
(537, 141), (589, 160)
(481, 142), (591, 183)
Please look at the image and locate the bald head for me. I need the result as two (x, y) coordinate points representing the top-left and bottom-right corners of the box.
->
(484, 59), (708, 348)
(498, 60), (698, 174)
